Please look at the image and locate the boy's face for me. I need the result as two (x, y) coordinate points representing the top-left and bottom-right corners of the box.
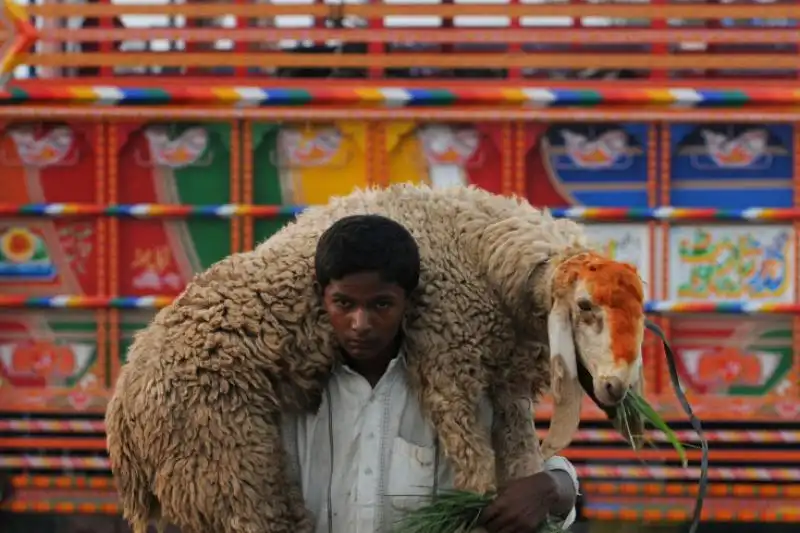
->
(322, 271), (407, 362)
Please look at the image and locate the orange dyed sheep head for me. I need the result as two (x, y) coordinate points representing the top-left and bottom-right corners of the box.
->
(541, 251), (646, 459)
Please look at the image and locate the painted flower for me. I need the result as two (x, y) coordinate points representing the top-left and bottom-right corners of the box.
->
(66, 374), (99, 411)
(67, 389), (93, 411)
(774, 400), (800, 420)
(11, 341), (75, 380)
(1, 227), (36, 263)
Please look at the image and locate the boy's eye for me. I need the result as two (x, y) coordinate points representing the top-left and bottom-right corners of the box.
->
(334, 299), (352, 309)
(374, 301), (392, 310)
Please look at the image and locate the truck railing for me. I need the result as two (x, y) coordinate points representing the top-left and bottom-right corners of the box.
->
(4, 0), (799, 82)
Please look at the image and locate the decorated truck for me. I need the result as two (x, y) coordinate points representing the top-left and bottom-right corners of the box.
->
(0, 0), (798, 531)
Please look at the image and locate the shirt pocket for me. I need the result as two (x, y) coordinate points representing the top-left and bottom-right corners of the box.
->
(386, 436), (437, 512)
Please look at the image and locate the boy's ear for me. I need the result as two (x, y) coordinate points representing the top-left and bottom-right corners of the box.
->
(313, 279), (323, 297)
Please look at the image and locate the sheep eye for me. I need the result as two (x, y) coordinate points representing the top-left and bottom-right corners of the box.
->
(577, 299), (593, 311)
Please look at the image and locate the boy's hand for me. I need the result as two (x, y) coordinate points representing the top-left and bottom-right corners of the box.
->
(478, 471), (564, 533)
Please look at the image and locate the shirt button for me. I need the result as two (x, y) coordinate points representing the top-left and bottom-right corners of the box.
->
(367, 432), (375, 440)
(365, 467), (373, 475)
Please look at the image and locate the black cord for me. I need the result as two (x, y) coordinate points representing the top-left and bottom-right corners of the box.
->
(326, 387), (334, 533)
(645, 319), (709, 533)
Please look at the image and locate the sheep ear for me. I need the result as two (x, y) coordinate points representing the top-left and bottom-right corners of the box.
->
(540, 299), (583, 460)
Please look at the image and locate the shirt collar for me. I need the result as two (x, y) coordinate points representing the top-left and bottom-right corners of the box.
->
(336, 350), (407, 378)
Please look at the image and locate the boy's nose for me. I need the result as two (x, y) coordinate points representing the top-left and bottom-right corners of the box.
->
(351, 308), (371, 332)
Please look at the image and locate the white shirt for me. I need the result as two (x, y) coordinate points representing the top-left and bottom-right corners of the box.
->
(282, 356), (579, 533)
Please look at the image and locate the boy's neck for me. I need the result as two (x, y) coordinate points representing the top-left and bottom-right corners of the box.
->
(344, 336), (403, 388)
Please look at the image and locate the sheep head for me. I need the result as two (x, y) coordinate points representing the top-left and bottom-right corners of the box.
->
(540, 251), (645, 459)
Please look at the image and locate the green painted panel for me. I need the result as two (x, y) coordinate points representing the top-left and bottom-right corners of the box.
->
(171, 122), (232, 267)
(251, 122), (288, 245)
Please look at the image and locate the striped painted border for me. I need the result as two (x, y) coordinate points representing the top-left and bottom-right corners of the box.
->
(4, 420), (798, 443)
(2, 86), (800, 107)
(0, 456), (796, 481)
(3, 203), (800, 222)
(4, 499), (799, 521)
(0, 295), (797, 313)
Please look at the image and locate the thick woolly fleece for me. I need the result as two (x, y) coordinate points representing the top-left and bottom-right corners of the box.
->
(106, 184), (592, 533)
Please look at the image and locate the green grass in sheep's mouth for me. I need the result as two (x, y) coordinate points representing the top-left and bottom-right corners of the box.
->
(617, 390), (688, 467)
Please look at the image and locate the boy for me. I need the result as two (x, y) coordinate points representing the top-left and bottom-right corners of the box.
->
(282, 214), (579, 533)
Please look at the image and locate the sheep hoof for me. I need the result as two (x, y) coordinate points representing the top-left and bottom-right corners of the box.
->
(539, 444), (558, 461)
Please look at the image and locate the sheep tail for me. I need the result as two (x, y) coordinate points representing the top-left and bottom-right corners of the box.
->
(128, 504), (166, 533)
(105, 391), (156, 533)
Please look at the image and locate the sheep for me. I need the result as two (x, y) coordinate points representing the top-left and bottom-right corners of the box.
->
(106, 183), (646, 533)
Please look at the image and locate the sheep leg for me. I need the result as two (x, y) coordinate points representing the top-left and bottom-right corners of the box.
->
(488, 337), (548, 485)
(490, 393), (544, 486)
(430, 397), (496, 494)
(413, 361), (496, 495)
(153, 407), (313, 533)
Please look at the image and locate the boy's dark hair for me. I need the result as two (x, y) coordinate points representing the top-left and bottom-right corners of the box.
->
(315, 214), (420, 294)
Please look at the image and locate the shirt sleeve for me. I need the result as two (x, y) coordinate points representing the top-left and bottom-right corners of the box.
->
(543, 455), (580, 530)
